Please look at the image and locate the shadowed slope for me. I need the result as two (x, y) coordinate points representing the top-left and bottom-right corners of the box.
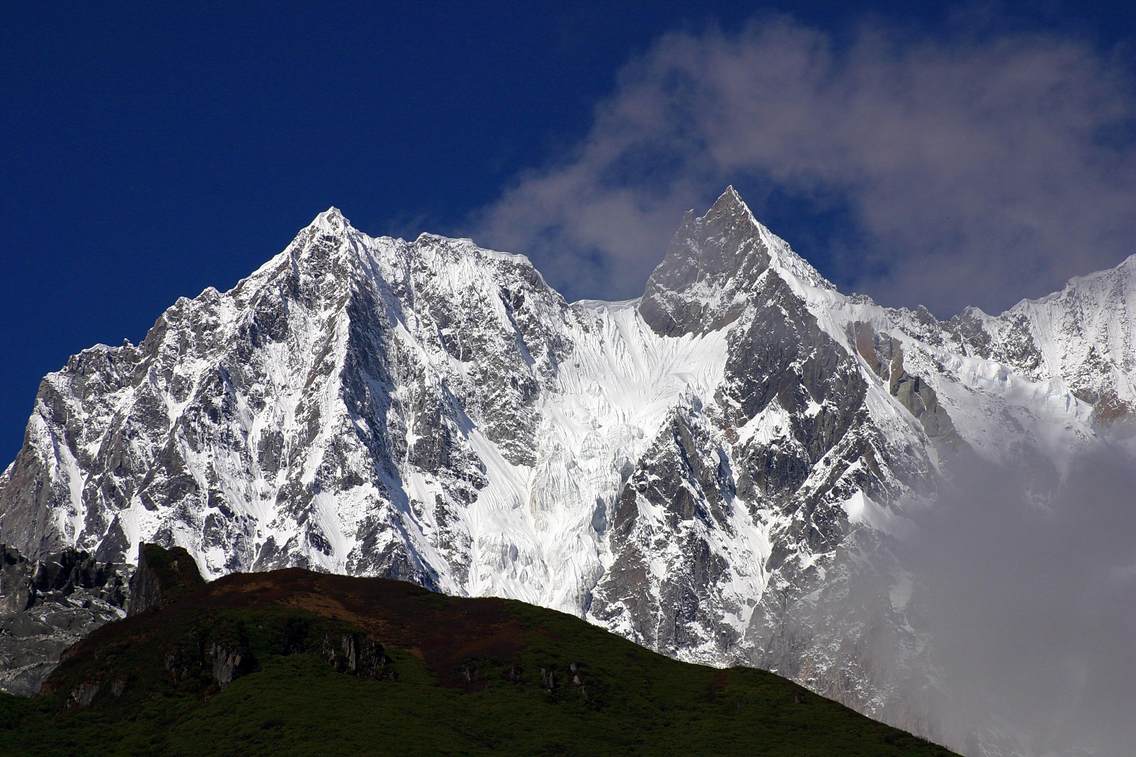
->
(0, 547), (952, 756)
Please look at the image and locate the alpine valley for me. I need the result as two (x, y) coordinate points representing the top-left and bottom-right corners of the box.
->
(2, 188), (1134, 755)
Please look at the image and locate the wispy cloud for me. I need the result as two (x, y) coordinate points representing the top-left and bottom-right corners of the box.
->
(471, 16), (1136, 314)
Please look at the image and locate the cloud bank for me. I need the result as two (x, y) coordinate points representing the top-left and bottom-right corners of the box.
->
(897, 448), (1136, 755)
(473, 16), (1136, 314)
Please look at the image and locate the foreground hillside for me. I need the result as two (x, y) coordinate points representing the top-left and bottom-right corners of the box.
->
(0, 547), (951, 756)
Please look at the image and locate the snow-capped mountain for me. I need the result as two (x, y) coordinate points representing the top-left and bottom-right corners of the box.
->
(2, 188), (1132, 751)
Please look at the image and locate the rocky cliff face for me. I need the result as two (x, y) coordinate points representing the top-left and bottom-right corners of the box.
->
(127, 543), (205, 616)
(0, 546), (128, 695)
(1, 187), (1131, 751)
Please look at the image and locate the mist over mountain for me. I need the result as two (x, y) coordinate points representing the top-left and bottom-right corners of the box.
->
(863, 447), (1136, 755)
(2, 189), (1134, 755)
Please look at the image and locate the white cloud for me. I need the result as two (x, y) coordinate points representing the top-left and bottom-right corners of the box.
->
(472, 17), (1136, 314)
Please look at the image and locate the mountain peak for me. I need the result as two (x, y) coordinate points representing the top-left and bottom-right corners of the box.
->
(638, 188), (778, 335)
(638, 186), (836, 335)
(309, 206), (351, 235)
(708, 184), (752, 219)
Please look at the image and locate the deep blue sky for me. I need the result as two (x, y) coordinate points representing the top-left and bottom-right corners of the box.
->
(2, 1), (1134, 465)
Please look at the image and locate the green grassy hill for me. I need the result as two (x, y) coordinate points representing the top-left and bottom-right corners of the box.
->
(0, 548), (953, 756)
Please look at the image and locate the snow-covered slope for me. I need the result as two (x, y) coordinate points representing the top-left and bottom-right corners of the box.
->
(2, 187), (1131, 752)
(949, 255), (1136, 427)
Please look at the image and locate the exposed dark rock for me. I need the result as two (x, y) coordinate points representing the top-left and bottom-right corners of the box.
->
(1089, 388), (1136, 428)
(127, 543), (205, 616)
(849, 321), (962, 449)
(209, 640), (253, 689)
(67, 680), (101, 709)
(320, 630), (394, 679)
(1, 545), (32, 614)
(164, 620), (257, 691)
(0, 545), (130, 695)
(887, 346), (961, 447)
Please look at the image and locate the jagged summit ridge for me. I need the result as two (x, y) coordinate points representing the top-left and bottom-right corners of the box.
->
(946, 249), (1136, 422)
(638, 186), (833, 336)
